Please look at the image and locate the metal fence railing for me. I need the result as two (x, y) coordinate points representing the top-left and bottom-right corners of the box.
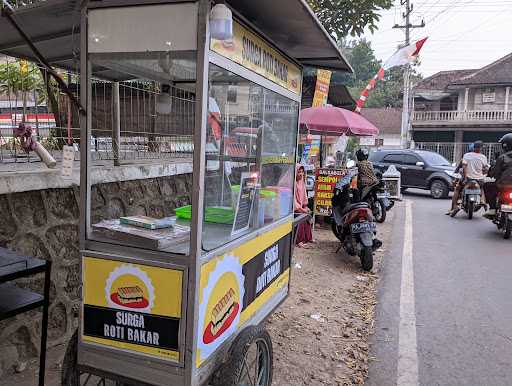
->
(414, 142), (501, 163)
(0, 128), (196, 166)
(413, 110), (512, 122)
(1, 54), (197, 171)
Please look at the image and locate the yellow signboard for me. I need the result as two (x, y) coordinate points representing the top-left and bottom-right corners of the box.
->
(82, 257), (183, 361)
(312, 69), (332, 107)
(196, 222), (292, 368)
(211, 22), (302, 95)
(261, 155), (295, 165)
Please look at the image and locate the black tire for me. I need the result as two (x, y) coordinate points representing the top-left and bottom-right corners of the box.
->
(467, 201), (474, 220)
(211, 325), (273, 386)
(430, 180), (449, 199)
(61, 330), (79, 386)
(331, 221), (343, 241)
(372, 199), (387, 223)
(62, 330), (123, 386)
(504, 217), (511, 240)
(360, 246), (373, 271)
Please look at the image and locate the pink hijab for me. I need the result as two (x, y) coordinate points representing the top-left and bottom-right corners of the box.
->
(294, 164), (307, 211)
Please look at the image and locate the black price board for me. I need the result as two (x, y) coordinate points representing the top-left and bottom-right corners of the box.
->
(241, 233), (292, 309)
(232, 173), (257, 235)
(83, 306), (180, 351)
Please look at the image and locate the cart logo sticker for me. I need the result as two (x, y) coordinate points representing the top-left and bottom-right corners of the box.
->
(203, 287), (239, 344)
(82, 257), (182, 362)
(197, 255), (245, 363)
(105, 265), (155, 313)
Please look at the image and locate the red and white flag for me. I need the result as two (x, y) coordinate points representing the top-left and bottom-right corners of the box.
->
(355, 37), (428, 113)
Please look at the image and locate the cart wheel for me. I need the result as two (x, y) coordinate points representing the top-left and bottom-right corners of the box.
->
(211, 325), (273, 386)
(61, 330), (120, 386)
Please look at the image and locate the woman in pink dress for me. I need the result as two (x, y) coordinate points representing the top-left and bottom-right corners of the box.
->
(294, 164), (313, 247)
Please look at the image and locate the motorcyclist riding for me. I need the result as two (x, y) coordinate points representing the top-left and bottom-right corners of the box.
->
(447, 141), (489, 216)
(483, 133), (512, 218)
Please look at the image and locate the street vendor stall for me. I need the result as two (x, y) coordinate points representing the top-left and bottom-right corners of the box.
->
(299, 105), (379, 218)
(0, 1), (351, 385)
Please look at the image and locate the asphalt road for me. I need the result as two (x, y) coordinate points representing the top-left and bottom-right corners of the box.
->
(367, 190), (512, 386)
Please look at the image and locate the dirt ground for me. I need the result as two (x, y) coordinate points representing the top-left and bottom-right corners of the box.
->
(268, 215), (393, 386)
(1, 213), (393, 386)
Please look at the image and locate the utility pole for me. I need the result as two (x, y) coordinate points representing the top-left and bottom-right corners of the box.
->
(393, 0), (425, 148)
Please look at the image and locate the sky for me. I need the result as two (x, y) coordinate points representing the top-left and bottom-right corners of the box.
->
(362, 0), (512, 77)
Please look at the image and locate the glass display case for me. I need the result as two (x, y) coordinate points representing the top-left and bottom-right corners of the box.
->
(85, 3), (199, 255)
(202, 64), (298, 251)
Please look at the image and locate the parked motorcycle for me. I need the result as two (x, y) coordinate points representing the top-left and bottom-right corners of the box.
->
(490, 188), (512, 239)
(331, 171), (382, 271)
(360, 180), (392, 223)
(452, 179), (484, 219)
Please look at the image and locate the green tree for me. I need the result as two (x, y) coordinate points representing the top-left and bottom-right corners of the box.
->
(307, 0), (394, 39)
(0, 60), (44, 112)
(0, 59), (65, 135)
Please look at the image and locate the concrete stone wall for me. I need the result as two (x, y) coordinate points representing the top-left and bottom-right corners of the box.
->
(0, 173), (192, 377)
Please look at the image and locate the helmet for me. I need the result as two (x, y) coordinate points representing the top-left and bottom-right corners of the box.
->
(356, 148), (369, 161)
(499, 133), (512, 152)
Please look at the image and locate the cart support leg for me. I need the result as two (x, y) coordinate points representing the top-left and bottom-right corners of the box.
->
(113, 82), (121, 166)
(39, 260), (51, 386)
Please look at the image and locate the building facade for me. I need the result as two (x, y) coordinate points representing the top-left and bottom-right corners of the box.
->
(411, 53), (512, 161)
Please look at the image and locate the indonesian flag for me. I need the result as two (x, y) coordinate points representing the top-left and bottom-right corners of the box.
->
(355, 37), (428, 113)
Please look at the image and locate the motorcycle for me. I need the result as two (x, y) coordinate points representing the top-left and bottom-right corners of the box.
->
(491, 188), (512, 239)
(453, 179), (484, 219)
(360, 180), (392, 223)
(331, 170), (382, 271)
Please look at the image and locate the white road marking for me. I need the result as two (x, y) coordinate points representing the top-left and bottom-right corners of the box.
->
(397, 200), (419, 386)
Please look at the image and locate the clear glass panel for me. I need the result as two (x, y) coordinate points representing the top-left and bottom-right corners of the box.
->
(202, 64), (298, 251)
(87, 5), (197, 255)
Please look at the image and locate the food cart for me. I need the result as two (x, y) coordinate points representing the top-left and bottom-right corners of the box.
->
(0, 0), (351, 385)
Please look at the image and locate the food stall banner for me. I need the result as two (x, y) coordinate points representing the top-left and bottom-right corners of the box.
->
(196, 222), (292, 368)
(82, 257), (183, 361)
(300, 143), (311, 165)
(210, 21), (301, 95)
(313, 168), (347, 216)
(312, 69), (332, 107)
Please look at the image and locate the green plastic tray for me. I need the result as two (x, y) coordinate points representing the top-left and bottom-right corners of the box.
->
(175, 205), (235, 224)
(231, 185), (277, 198)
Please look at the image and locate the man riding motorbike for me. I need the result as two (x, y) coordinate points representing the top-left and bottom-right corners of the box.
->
(447, 141), (489, 216)
(483, 133), (512, 218)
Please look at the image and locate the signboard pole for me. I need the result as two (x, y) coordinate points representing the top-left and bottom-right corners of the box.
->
(310, 69), (332, 233)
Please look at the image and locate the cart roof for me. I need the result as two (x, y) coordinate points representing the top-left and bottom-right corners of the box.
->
(0, 0), (352, 76)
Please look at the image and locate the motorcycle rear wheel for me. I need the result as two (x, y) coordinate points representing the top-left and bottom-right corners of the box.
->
(360, 246), (373, 271)
(467, 201), (474, 220)
(504, 216), (511, 239)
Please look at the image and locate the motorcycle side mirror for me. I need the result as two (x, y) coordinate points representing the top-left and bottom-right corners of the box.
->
(416, 161), (425, 168)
